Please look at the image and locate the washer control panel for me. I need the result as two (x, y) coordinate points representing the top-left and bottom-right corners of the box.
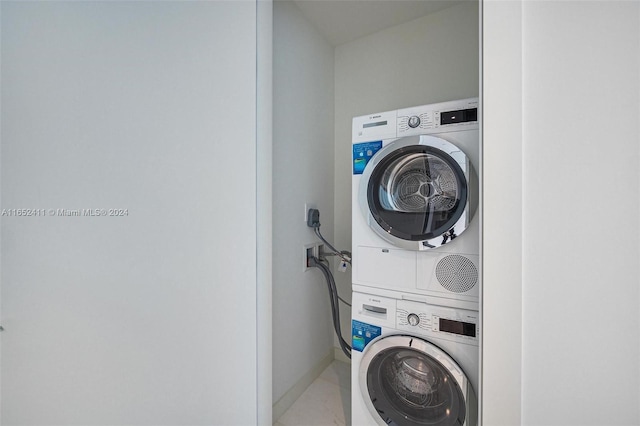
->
(352, 291), (480, 346)
(396, 299), (479, 345)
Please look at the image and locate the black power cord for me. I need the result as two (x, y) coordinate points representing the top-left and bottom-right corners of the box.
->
(306, 208), (352, 359)
(309, 256), (351, 359)
(314, 226), (352, 265)
(307, 208), (352, 265)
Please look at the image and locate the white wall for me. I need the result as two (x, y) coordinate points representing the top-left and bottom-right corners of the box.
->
(521, 2), (639, 424)
(334, 0), (479, 342)
(272, 0), (336, 412)
(483, 1), (640, 425)
(257, 1), (274, 423)
(1, 2), (261, 424)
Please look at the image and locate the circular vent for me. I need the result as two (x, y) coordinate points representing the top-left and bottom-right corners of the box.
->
(435, 255), (478, 293)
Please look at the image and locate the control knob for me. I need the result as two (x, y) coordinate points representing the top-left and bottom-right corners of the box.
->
(407, 313), (420, 326)
(408, 116), (421, 128)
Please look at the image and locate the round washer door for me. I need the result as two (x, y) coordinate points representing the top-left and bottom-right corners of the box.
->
(359, 335), (477, 426)
(359, 135), (475, 250)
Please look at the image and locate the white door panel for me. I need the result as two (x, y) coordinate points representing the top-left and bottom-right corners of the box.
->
(1, 2), (258, 424)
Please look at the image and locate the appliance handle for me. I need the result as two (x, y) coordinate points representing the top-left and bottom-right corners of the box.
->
(363, 304), (387, 315)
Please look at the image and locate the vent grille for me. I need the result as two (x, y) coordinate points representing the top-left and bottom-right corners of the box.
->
(435, 255), (478, 293)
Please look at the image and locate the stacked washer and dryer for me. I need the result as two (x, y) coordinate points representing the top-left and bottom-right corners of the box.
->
(351, 98), (480, 426)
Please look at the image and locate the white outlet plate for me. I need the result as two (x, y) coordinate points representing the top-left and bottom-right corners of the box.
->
(303, 243), (316, 272)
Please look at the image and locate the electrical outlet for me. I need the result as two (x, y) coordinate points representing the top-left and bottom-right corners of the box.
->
(307, 208), (320, 228)
(304, 202), (317, 222)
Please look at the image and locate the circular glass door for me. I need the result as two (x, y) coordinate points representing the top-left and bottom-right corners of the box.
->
(370, 145), (466, 241)
(359, 136), (473, 250)
(360, 337), (473, 426)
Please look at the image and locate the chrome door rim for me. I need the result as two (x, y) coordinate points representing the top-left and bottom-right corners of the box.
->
(359, 135), (475, 251)
(358, 334), (475, 426)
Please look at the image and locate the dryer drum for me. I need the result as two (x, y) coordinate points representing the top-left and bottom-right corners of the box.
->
(368, 145), (468, 242)
(381, 153), (459, 213)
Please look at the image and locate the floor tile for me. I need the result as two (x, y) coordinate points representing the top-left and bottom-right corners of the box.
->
(319, 360), (351, 389)
(276, 360), (351, 426)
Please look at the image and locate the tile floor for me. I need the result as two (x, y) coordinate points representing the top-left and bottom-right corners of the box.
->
(275, 360), (351, 426)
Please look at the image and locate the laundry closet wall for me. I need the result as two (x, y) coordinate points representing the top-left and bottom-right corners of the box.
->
(272, 1), (336, 420)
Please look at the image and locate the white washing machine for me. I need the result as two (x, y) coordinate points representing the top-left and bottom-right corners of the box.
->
(352, 99), (479, 309)
(351, 291), (479, 426)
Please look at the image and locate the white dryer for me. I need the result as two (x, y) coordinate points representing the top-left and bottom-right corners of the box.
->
(352, 99), (479, 308)
(351, 291), (479, 426)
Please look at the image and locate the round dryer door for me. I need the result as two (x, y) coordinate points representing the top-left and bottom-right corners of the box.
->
(359, 335), (477, 426)
(359, 135), (475, 250)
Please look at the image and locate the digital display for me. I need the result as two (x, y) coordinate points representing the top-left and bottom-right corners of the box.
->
(440, 318), (476, 337)
(363, 121), (387, 129)
(440, 108), (477, 125)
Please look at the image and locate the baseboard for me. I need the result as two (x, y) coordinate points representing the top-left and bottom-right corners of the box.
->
(272, 349), (334, 424)
(334, 346), (352, 364)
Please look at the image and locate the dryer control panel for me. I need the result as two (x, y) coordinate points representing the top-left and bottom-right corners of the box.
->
(352, 98), (479, 143)
(397, 98), (479, 137)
